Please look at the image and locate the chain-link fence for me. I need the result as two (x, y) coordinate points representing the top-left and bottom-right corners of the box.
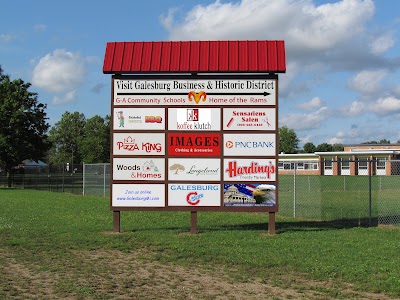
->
(1, 160), (399, 227)
(0, 164), (83, 195)
(82, 163), (110, 197)
(279, 159), (400, 227)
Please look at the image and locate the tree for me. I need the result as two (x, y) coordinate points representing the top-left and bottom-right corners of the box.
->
(362, 141), (378, 144)
(332, 143), (344, 151)
(279, 126), (299, 154)
(79, 115), (110, 163)
(0, 68), (50, 186)
(362, 139), (390, 145)
(48, 111), (86, 164)
(316, 143), (333, 152)
(303, 142), (316, 153)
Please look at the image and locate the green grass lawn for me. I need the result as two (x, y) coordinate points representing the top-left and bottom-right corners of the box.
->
(0, 188), (399, 299)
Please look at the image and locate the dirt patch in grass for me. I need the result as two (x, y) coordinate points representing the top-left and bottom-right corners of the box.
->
(0, 248), (396, 300)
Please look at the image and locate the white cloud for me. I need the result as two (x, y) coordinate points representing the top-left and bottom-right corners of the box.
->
(162, 0), (374, 54)
(370, 32), (395, 55)
(369, 96), (400, 115)
(297, 97), (324, 111)
(348, 69), (388, 94)
(280, 107), (330, 130)
(342, 100), (366, 116)
(32, 49), (86, 104)
(52, 90), (76, 105)
(327, 130), (356, 144)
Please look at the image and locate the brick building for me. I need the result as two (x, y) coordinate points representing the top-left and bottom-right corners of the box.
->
(278, 144), (400, 176)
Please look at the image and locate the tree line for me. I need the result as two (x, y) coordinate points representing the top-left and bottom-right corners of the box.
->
(0, 68), (396, 181)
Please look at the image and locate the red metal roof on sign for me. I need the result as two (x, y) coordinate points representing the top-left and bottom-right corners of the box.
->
(103, 40), (286, 74)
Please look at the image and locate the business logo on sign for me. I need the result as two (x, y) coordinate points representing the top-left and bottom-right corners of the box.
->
(187, 109), (199, 121)
(223, 134), (276, 156)
(223, 108), (276, 130)
(116, 136), (162, 153)
(168, 184), (220, 206)
(186, 192), (203, 205)
(188, 91), (206, 104)
(169, 163), (219, 176)
(113, 158), (165, 181)
(145, 116), (162, 123)
(224, 183), (276, 207)
(225, 161), (275, 179)
(168, 133), (220, 156)
(132, 160), (161, 179)
(168, 158), (220, 181)
(226, 111), (271, 128)
(115, 161), (161, 179)
(113, 108), (165, 130)
(228, 140), (274, 149)
(226, 141), (234, 148)
(175, 108), (212, 130)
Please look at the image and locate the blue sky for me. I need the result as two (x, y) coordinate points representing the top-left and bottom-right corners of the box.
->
(1, 0), (400, 147)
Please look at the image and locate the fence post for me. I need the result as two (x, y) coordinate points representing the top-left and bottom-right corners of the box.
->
(62, 163), (65, 192)
(103, 163), (106, 197)
(82, 163), (85, 196)
(293, 162), (296, 219)
(369, 159), (372, 227)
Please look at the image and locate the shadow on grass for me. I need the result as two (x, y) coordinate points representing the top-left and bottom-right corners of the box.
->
(204, 217), (382, 234)
(121, 217), (389, 235)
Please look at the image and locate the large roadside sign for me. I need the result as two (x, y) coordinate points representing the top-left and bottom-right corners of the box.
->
(114, 79), (276, 105)
(110, 75), (279, 213)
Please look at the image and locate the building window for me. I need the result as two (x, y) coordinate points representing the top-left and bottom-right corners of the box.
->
(324, 158), (333, 169)
(278, 160), (319, 170)
(376, 158), (386, 170)
(341, 158), (350, 169)
(358, 160), (368, 170)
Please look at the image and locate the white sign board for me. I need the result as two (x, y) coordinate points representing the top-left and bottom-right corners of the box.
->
(168, 108), (220, 131)
(223, 108), (276, 130)
(223, 134), (276, 156)
(114, 79), (276, 106)
(224, 159), (276, 182)
(113, 158), (165, 181)
(113, 133), (165, 155)
(113, 107), (165, 130)
(168, 184), (221, 206)
(112, 184), (165, 207)
(168, 158), (220, 181)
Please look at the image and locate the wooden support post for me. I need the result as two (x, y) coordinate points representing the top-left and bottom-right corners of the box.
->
(191, 211), (198, 234)
(113, 211), (121, 233)
(268, 212), (276, 235)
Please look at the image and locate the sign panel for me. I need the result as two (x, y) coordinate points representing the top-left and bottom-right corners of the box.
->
(223, 108), (276, 130)
(114, 79), (276, 106)
(223, 134), (276, 156)
(113, 108), (164, 130)
(168, 108), (220, 131)
(168, 133), (221, 157)
(113, 158), (165, 180)
(112, 184), (165, 207)
(223, 183), (276, 207)
(168, 184), (221, 206)
(113, 133), (165, 155)
(168, 158), (220, 181)
(224, 159), (276, 181)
